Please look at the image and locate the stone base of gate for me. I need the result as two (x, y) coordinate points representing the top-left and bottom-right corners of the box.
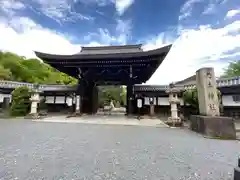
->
(25, 113), (40, 119)
(66, 112), (82, 118)
(165, 117), (183, 127)
(190, 115), (236, 139)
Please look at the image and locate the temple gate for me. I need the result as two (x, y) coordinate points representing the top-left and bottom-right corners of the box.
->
(35, 44), (172, 115)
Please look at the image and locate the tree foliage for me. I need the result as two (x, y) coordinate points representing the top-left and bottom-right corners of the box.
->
(98, 86), (127, 107)
(0, 51), (77, 84)
(183, 87), (221, 110)
(222, 60), (240, 78)
(10, 86), (32, 116)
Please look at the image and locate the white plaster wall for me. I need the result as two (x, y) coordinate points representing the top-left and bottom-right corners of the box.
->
(144, 97), (184, 106)
(222, 95), (240, 107)
(0, 94), (11, 103)
(157, 97), (169, 105)
(157, 97), (184, 106)
(42, 96), (74, 104)
(1, 93), (239, 108)
(144, 97), (157, 105)
(144, 97), (149, 105)
(45, 96), (54, 104)
(66, 97), (73, 106)
(55, 96), (65, 104)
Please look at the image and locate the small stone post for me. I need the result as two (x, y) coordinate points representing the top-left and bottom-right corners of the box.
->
(149, 97), (155, 117)
(29, 84), (41, 119)
(166, 83), (181, 126)
(75, 95), (81, 115)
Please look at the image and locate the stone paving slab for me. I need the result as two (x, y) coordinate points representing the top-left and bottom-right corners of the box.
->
(33, 115), (169, 128)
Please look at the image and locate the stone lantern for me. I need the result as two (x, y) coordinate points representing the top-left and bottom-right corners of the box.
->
(29, 84), (41, 119)
(166, 83), (182, 127)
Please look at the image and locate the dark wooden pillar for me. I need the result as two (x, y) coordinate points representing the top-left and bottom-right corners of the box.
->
(126, 65), (134, 116)
(75, 79), (84, 115)
(91, 85), (98, 114)
(80, 80), (98, 114)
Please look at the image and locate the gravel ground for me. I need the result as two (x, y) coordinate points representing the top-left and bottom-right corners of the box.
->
(0, 119), (239, 180)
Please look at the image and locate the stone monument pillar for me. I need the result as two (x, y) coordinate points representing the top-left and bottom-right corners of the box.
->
(190, 67), (236, 139)
(196, 67), (220, 116)
(166, 84), (181, 126)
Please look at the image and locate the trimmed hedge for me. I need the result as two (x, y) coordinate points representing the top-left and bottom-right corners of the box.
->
(10, 86), (31, 116)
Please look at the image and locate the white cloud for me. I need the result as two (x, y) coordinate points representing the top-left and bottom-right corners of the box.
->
(114, 0), (134, 15)
(142, 33), (173, 51)
(0, 15), (131, 60)
(144, 21), (240, 85)
(179, 0), (228, 20)
(226, 9), (240, 18)
(115, 19), (132, 44)
(83, 19), (132, 45)
(0, 16), (80, 58)
(0, 0), (25, 16)
(202, 3), (216, 15)
(202, 0), (228, 15)
(179, 0), (202, 21)
(81, 0), (134, 15)
(29, 0), (93, 24)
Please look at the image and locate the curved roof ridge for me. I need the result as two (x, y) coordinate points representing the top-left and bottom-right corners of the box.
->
(34, 44), (172, 60)
(81, 44), (142, 51)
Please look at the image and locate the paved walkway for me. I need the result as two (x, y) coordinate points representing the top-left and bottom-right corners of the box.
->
(0, 119), (239, 179)
(33, 115), (169, 128)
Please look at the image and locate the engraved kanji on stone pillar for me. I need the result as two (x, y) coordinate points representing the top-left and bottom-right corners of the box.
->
(196, 67), (220, 116)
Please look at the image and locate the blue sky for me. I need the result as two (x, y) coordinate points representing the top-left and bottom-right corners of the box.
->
(0, 0), (239, 84)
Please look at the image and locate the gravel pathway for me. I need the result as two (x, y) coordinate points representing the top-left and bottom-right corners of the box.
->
(0, 119), (239, 180)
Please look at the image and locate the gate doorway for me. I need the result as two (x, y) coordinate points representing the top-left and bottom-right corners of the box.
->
(97, 85), (126, 115)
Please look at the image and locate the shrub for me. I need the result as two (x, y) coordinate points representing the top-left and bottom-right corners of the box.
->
(183, 87), (221, 114)
(39, 98), (47, 111)
(10, 86), (31, 116)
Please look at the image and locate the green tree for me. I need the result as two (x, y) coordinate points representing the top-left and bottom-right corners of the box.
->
(222, 60), (240, 77)
(183, 88), (199, 109)
(183, 88), (221, 113)
(98, 86), (127, 107)
(0, 51), (77, 84)
(0, 64), (12, 80)
(10, 86), (32, 116)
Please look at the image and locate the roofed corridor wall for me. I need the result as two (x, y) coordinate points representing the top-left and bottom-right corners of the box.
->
(1, 76), (240, 119)
(0, 76), (240, 91)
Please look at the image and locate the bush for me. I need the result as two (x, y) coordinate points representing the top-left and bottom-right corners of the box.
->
(39, 98), (47, 111)
(10, 86), (31, 116)
(183, 87), (221, 114)
(183, 88), (199, 109)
